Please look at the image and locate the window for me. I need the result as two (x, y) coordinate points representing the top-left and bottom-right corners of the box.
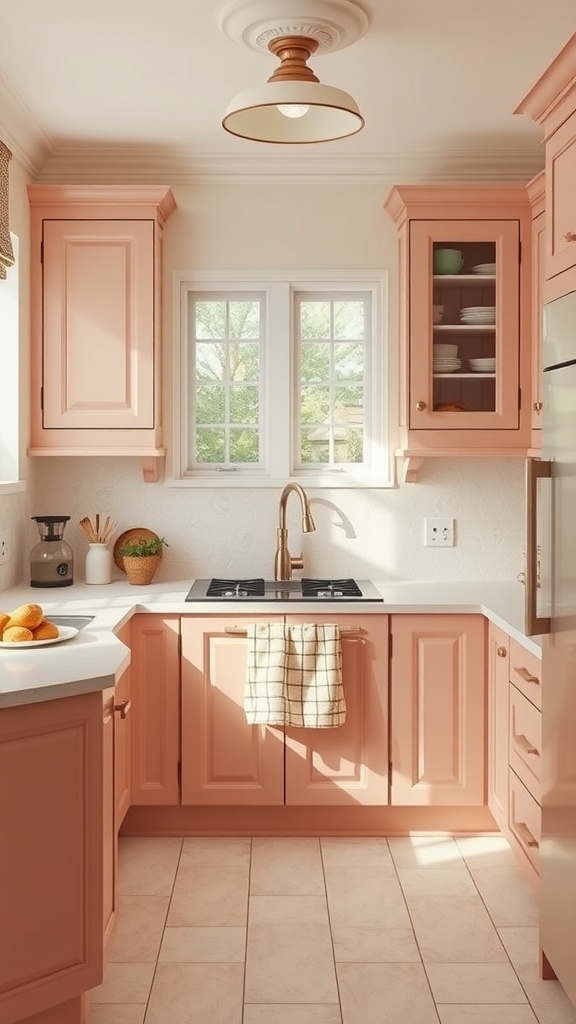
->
(172, 270), (390, 487)
(0, 234), (23, 492)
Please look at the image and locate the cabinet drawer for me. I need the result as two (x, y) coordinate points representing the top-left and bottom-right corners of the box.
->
(508, 769), (541, 875)
(509, 639), (541, 710)
(509, 685), (541, 802)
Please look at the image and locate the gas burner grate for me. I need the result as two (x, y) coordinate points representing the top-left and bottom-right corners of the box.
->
(206, 578), (265, 598)
(301, 578), (363, 598)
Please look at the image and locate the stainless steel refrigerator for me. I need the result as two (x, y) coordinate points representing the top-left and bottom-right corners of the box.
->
(527, 289), (576, 1007)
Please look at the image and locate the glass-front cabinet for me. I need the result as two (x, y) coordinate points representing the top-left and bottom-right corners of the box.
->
(410, 219), (520, 429)
(384, 186), (533, 480)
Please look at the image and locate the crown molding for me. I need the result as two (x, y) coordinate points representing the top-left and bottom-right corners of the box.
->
(35, 145), (544, 185)
(0, 67), (53, 175)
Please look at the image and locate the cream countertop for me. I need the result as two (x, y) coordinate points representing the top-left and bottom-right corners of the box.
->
(0, 578), (539, 708)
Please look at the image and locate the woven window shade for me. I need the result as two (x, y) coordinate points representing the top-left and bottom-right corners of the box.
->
(0, 141), (15, 280)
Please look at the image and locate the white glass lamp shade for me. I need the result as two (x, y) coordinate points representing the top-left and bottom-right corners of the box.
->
(222, 81), (364, 143)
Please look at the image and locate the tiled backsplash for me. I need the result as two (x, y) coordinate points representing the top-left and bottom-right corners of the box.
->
(0, 456), (526, 587)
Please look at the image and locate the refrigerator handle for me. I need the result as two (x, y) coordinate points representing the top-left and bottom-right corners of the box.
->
(525, 458), (551, 637)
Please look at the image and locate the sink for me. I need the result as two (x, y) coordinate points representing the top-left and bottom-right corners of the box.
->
(48, 615), (95, 631)
(185, 578), (383, 602)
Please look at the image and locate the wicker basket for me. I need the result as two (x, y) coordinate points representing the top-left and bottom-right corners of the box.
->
(123, 555), (160, 586)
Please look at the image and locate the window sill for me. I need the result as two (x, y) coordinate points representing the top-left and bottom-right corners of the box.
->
(0, 480), (26, 495)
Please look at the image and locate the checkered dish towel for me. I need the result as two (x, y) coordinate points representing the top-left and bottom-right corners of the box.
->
(244, 622), (346, 728)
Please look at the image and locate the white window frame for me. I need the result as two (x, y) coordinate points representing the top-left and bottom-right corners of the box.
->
(170, 269), (391, 488)
(0, 234), (25, 494)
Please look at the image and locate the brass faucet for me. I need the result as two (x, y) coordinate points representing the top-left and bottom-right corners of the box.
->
(274, 483), (316, 581)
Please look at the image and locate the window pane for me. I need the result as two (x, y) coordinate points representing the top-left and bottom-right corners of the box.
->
(230, 342), (259, 381)
(301, 342), (330, 382)
(301, 428), (330, 463)
(335, 342), (363, 380)
(301, 385), (330, 424)
(335, 384), (364, 412)
(334, 301), (364, 339)
(196, 428), (225, 462)
(230, 385), (259, 424)
(196, 342), (226, 381)
(229, 301), (260, 339)
(336, 428), (364, 463)
(196, 301), (226, 339)
(195, 385), (225, 424)
(300, 301), (331, 339)
(230, 428), (259, 462)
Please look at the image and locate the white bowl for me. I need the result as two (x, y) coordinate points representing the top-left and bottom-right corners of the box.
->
(433, 343), (458, 357)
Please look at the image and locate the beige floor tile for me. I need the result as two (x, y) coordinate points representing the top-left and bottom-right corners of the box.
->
(320, 836), (393, 868)
(437, 1006), (538, 1024)
(398, 865), (478, 898)
(469, 866), (539, 927)
(514, 964), (576, 1024)
(426, 963), (528, 1003)
(144, 962), (244, 1024)
(244, 1007), (341, 1024)
(388, 836), (463, 868)
(251, 837), (324, 895)
(109, 894), (169, 962)
(158, 926), (246, 962)
(332, 925), (421, 962)
(497, 926), (539, 965)
(87, 1006), (147, 1024)
(117, 837), (182, 896)
(324, 864), (411, 929)
(90, 963), (156, 1004)
(167, 863), (249, 926)
(249, 894), (330, 926)
(455, 836), (518, 869)
(408, 894), (508, 962)
(245, 922), (338, 1003)
(337, 961), (438, 1024)
(179, 836), (251, 867)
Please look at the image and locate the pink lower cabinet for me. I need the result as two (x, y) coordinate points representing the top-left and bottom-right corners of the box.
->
(0, 691), (104, 1024)
(130, 615), (180, 805)
(181, 616), (285, 805)
(284, 615), (389, 806)
(487, 622), (510, 830)
(390, 614), (486, 805)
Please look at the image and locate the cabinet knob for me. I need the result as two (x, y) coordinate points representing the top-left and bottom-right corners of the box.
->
(416, 401), (427, 411)
(564, 232), (576, 243)
(497, 646), (507, 658)
(533, 401), (543, 412)
(114, 699), (132, 719)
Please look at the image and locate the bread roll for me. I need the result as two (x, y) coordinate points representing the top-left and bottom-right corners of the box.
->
(0, 612), (10, 633)
(33, 621), (60, 641)
(7, 603), (44, 629)
(2, 626), (34, 643)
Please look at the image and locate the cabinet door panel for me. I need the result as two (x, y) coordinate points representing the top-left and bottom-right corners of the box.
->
(102, 688), (116, 961)
(487, 623), (510, 830)
(42, 220), (154, 430)
(547, 111), (576, 283)
(391, 614), (486, 805)
(181, 617), (285, 805)
(130, 615), (180, 805)
(284, 615), (389, 806)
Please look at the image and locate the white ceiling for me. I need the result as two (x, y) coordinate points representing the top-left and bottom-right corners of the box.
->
(0, 0), (574, 182)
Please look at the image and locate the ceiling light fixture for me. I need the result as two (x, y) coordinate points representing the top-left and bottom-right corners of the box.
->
(219, 0), (369, 144)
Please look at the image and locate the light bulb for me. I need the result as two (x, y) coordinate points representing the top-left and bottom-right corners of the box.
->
(277, 103), (310, 119)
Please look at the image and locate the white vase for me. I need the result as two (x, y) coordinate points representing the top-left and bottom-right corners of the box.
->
(85, 543), (113, 585)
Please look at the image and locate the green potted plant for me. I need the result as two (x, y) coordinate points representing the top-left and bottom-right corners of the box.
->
(117, 536), (168, 586)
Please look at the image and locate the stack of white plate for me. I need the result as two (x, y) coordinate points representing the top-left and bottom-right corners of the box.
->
(460, 306), (496, 325)
(472, 263), (496, 275)
(433, 357), (462, 374)
(469, 357), (496, 373)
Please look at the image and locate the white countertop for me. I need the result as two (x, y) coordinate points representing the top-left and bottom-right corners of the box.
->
(0, 578), (539, 708)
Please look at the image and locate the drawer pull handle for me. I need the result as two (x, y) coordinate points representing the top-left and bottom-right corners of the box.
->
(114, 699), (131, 719)
(497, 646), (507, 658)
(513, 666), (540, 685)
(416, 401), (427, 411)
(564, 232), (576, 242)
(223, 625), (363, 636)
(515, 820), (539, 849)
(513, 733), (540, 757)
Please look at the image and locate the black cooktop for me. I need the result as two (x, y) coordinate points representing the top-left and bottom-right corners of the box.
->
(185, 578), (383, 602)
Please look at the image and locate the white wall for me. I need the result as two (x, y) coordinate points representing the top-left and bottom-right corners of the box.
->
(23, 182), (525, 586)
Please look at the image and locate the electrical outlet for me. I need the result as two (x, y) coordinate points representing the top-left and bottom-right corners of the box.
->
(0, 530), (11, 564)
(424, 517), (455, 547)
